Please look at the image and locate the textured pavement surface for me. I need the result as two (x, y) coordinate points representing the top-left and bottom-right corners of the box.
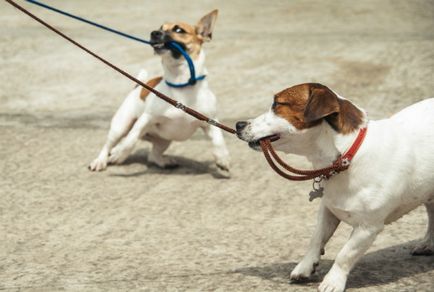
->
(1, 0), (433, 291)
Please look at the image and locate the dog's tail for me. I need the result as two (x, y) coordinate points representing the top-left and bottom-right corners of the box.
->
(134, 69), (148, 88)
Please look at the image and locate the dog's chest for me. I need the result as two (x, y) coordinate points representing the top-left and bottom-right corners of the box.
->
(150, 108), (202, 141)
(322, 184), (366, 225)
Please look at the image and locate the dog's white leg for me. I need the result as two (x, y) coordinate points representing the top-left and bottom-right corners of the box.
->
(108, 113), (151, 165)
(290, 203), (340, 282)
(202, 124), (230, 173)
(412, 202), (434, 256)
(318, 224), (383, 292)
(146, 135), (178, 168)
(89, 115), (137, 171)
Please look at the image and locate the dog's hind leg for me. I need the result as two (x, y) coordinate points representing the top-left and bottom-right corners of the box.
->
(412, 202), (434, 256)
(290, 203), (340, 282)
(146, 135), (178, 168)
(108, 112), (151, 165)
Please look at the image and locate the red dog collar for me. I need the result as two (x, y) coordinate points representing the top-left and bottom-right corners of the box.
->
(260, 127), (368, 181)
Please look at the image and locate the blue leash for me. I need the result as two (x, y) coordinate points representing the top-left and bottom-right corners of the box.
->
(25, 0), (205, 88)
(164, 42), (206, 88)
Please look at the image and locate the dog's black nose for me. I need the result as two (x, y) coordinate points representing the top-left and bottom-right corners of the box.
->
(150, 30), (163, 40)
(236, 121), (248, 132)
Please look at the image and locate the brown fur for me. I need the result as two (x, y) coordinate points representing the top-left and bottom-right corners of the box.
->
(272, 83), (364, 134)
(140, 76), (163, 101)
(160, 10), (218, 59)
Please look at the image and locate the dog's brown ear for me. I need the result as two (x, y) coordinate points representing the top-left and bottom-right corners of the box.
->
(304, 83), (365, 133)
(303, 84), (340, 124)
(196, 9), (218, 42)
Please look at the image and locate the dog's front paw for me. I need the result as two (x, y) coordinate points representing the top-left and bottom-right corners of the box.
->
(89, 157), (108, 171)
(108, 145), (130, 165)
(215, 154), (230, 171)
(216, 156), (230, 170)
(290, 260), (318, 283)
(318, 268), (346, 292)
(214, 157), (230, 178)
(411, 238), (434, 256)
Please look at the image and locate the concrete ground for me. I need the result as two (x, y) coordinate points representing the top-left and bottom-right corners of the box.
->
(1, 0), (433, 291)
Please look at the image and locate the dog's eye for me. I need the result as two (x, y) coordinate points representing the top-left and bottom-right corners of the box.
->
(272, 101), (292, 109)
(173, 25), (186, 34)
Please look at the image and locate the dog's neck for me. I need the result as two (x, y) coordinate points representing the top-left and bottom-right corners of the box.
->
(280, 119), (367, 169)
(305, 121), (367, 169)
(161, 49), (207, 86)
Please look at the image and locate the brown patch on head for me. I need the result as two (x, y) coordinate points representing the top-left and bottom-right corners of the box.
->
(272, 83), (365, 134)
(140, 76), (163, 101)
(272, 84), (317, 130)
(160, 10), (218, 58)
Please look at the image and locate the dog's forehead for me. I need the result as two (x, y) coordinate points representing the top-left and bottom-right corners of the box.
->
(274, 84), (310, 103)
(162, 22), (196, 34)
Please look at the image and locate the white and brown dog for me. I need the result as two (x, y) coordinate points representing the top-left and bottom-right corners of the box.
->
(236, 83), (434, 292)
(89, 10), (230, 174)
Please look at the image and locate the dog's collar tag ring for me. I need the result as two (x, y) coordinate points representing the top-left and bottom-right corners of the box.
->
(309, 176), (324, 202)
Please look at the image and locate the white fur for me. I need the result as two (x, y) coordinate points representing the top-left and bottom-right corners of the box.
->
(89, 48), (230, 172)
(240, 97), (434, 291)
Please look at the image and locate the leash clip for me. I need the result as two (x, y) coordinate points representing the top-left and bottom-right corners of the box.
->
(207, 119), (218, 126)
(175, 102), (186, 111)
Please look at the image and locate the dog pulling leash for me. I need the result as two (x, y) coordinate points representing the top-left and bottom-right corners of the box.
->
(260, 127), (367, 200)
(23, 0), (206, 88)
(260, 128), (367, 181)
(6, 0), (368, 192)
(6, 0), (234, 134)
(163, 42), (207, 88)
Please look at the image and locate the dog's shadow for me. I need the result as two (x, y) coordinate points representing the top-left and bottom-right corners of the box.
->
(233, 241), (434, 288)
(109, 148), (229, 179)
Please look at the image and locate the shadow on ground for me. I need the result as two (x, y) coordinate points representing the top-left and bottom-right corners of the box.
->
(108, 148), (229, 179)
(233, 241), (434, 289)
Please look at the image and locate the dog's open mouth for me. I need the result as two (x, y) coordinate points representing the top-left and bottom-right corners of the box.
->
(248, 134), (280, 150)
(151, 41), (186, 59)
(151, 42), (168, 53)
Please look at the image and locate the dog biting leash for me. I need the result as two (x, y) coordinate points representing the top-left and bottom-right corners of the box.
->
(6, 0), (235, 134)
(24, 0), (207, 88)
(260, 127), (367, 199)
(6, 0), (366, 188)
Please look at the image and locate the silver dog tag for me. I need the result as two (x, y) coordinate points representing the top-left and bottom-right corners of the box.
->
(309, 187), (324, 202)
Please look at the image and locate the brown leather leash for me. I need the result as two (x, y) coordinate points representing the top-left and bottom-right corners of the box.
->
(6, 0), (368, 188)
(259, 127), (368, 181)
(5, 0), (236, 135)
